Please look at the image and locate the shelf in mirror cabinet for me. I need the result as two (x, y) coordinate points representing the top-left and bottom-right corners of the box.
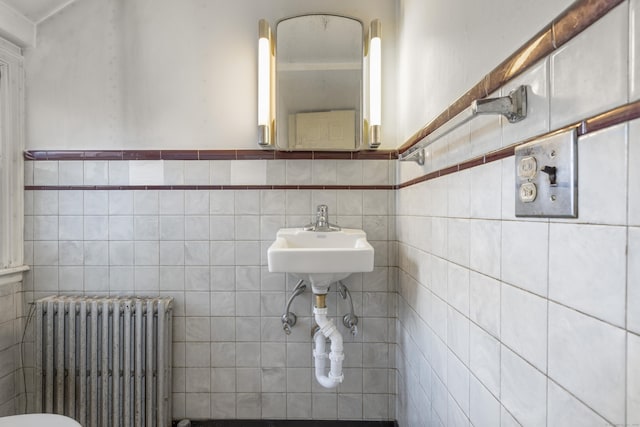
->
(279, 62), (361, 72)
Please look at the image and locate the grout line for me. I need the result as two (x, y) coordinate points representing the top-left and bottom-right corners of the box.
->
(624, 118), (631, 426)
(397, 225), (633, 332)
(545, 220), (551, 427)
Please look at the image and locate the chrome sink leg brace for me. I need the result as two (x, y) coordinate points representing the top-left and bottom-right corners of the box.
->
(338, 281), (358, 336)
(281, 280), (306, 335)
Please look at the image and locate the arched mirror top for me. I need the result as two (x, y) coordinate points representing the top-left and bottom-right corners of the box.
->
(276, 14), (363, 66)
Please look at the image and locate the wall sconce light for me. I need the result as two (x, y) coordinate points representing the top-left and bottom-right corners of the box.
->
(258, 19), (274, 147)
(368, 19), (382, 148)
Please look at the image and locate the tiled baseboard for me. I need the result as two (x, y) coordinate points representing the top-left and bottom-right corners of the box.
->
(173, 421), (399, 427)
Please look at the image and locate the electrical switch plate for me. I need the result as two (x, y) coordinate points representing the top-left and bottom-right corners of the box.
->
(515, 128), (577, 217)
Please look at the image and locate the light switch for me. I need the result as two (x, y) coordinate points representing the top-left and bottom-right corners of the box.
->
(514, 128), (577, 217)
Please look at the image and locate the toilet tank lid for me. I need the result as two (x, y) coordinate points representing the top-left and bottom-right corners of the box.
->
(0, 414), (81, 427)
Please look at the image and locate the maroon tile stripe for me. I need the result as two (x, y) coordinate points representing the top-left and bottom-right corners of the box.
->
(24, 184), (396, 191)
(24, 149), (398, 161)
(398, 0), (624, 154)
(579, 101), (640, 135)
(397, 146), (516, 189)
(398, 100), (640, 189)
(23, 100), (640, 192)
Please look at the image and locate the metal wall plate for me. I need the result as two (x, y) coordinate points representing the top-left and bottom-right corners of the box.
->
(515, 128), (578, 218)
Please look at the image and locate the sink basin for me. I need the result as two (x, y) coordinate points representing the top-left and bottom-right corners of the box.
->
(267, 228), (374, 292)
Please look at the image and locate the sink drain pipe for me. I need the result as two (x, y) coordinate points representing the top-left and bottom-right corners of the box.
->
(312, 293), (344, 389)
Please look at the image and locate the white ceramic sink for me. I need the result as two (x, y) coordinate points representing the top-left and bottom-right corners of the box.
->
(268, 228), (374, 292)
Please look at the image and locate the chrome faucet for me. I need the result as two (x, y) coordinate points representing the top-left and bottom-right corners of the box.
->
(304, 205), (341, 232)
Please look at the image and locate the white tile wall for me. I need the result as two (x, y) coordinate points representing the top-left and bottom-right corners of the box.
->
(469, 99), (501, 158)
(500, 284), (547, 371)
(547, 380), (608, 427)
(631, 0), (640, 102)
(33, 161), (58, 186)
(548, 223), (627, 326)
(550, 3), (628, 128)
(629, 332), (640, 424)
(469, 220), (500, 279)
(630, 120), (640, 226)
(59, 161), (83, 185)
(469, 376), (499, 427)
(468, 273), (499, 340)
(630, 227), (640, 335)
(501, 221), (548, 297)
(469, 161), (502, 220)
(23, 159), (396, 420)
(84, 161), (109, 185)
(574, 124), (628, 225)
(548, 303), (626, 423)
(500, 346), (547, 427)
(501, 59), (550, 147)
(0, 283), (21, 417)
(447, 170), (470, 218)
(396, 6), (639, 422)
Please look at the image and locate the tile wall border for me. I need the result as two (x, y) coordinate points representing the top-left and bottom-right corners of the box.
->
(22, 101), (640, 192)
(23, 149), (398, 161)
(398, 100), (640, 189)
(23, 184), (396, 191)
(22, 0), (639, 192)
(398, 0), (625, 154)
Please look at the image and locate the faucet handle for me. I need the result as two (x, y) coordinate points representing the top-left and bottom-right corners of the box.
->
(282, 312), (297, 335)
(342, 313), (358, 337)
(316, 204), (328, 219)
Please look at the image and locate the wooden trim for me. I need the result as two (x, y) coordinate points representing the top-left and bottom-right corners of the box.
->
(0, 265), (28, 287)
(0, 42), (25, 269)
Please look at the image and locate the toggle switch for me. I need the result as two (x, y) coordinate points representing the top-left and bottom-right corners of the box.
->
(541, 166), (557, 186)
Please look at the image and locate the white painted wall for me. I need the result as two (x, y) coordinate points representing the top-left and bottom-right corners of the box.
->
(24, 0), (397, 150)
(2, 0), (75, 24)
(23, 0), (583, 150)
(0, 1), (35, 47)
(395, 0), (574, 143)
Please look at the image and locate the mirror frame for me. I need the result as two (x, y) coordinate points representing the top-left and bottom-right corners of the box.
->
(258, 15), (381, 152)
(276, 14), (364, 151)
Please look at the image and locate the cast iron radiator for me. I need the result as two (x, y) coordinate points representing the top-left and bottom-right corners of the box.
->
(35, 295), (173, 427)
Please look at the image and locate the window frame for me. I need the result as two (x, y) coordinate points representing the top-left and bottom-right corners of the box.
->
(0, 36), (26, 284)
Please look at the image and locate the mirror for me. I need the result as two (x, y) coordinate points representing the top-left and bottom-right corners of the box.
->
(275, 15), (363, 151)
